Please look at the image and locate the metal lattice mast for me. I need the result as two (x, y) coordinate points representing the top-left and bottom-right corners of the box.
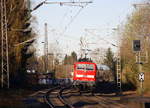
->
(0, 0), (9, 88)
(116, 56), (121, 93)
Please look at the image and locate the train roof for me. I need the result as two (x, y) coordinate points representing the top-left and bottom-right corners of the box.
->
(96, 64), (110, 70)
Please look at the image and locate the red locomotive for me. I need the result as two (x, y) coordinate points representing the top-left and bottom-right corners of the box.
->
(73, 61), (111, 90)
(73, 61), (97, 90)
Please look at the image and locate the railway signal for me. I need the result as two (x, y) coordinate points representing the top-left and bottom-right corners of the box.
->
(138, 71), (144, 96)
(132, 39), (148, 96)
(133, 40), (141, 52)
(139, 72), (144, 82)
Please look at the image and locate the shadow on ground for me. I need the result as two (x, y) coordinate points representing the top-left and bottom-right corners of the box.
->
(94, 81), (136, 95)
(73, 101), (98, 107)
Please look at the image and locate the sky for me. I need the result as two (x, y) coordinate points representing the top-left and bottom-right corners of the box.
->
(31, 0), (142, 57)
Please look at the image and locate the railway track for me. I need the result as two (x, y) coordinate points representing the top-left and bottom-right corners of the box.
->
(44, 86), (60, 108)
(93, 95), (127, 108)
(29, 85), (127, 108)
(44, 85), (75, 108)
(62, 90), (127, 108)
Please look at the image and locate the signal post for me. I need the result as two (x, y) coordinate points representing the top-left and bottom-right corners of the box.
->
(133, 40), (148, 96)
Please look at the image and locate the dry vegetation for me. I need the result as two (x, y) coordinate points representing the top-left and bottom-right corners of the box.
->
(36, 52), (77, 78)
(0, 0), (35, 88)
(119, 2), (150, 93)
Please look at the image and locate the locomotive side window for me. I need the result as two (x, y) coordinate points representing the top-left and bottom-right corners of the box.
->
(86, 64), (94, 70)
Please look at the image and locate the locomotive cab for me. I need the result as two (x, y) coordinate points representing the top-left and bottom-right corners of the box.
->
(73, 62), (97, 88)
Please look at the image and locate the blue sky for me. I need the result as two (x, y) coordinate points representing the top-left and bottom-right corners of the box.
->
(31, 0), (142, 56)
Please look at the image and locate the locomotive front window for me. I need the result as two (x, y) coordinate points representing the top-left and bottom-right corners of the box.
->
(76, 64), (94, 71)
(86, 64), (94, 70)
(76, 64), (85, 70)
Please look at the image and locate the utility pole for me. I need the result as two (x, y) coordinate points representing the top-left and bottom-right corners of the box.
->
(137, 52), (144, 96)
(27, 0), (31, 10)
(0, 0), (9, 88)
(44, 23), (49, 73)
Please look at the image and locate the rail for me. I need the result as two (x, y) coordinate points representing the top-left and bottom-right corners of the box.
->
(44, 86), (60, 108)
(58, 85), (75, 108)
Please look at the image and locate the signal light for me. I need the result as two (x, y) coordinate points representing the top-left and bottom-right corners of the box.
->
(133, 40), (141, 51)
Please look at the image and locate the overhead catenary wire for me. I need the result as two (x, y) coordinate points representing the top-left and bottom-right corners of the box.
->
(49, 27), (80, 41)
(57, 3), (89, 41)
(33, 0), (92, 43)
(45, 1), (92, 5)
(59, 7), (72, 28)
(31, 0), (92, 12)
(86, 30), (118, 47)
(60, 0), (95, 38)
(56, 1), (94, 55)
(35, 0), (93, 57)
(66, 3), (89, 30)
